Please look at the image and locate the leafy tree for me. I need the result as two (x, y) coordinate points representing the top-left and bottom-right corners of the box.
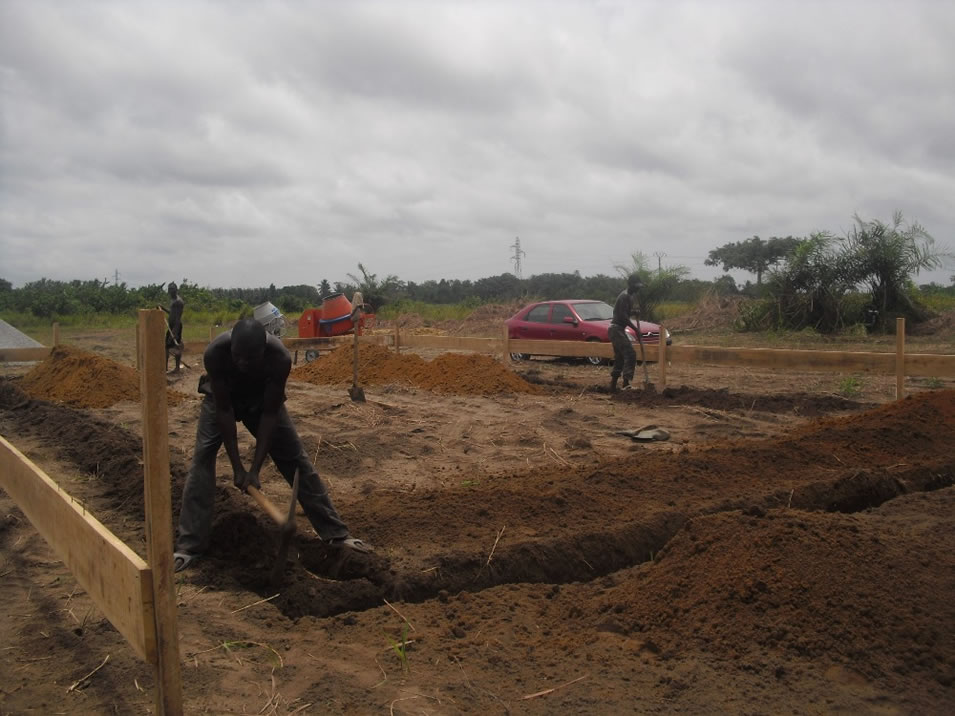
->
(765, 232), (857, 332)
(841, 211), (942, 330)
(706, 236), (803, 286)
(613, 251), (690, 321)
(318, 279), (332, 298)
(342, 263), (406, 311)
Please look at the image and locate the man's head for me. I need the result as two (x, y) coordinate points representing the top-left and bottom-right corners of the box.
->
(627, 273), (644, 294)
(231, 319), (267, 374)
(167, 282), (178, 297)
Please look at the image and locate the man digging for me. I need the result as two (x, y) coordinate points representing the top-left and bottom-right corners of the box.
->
(609, 273), (644, 392)
(159, 281), (184, 373)
(174, 318), (369, 572)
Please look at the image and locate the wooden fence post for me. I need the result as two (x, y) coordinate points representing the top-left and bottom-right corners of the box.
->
(658, 326), (667, 388)
(52, 322), (60, 347)
(502, 324), (510, 362)
(896, 317), (906, 400)
(394, 320), (400, 354)
(138, 310), (184, 715)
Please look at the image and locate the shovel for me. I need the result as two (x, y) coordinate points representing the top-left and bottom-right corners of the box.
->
(246, 468), (301, 586)
(633, 322), (653, 390)
(348, 316), (366, 402)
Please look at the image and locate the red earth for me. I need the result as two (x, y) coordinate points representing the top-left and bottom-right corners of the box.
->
(0, 336), (953, 714)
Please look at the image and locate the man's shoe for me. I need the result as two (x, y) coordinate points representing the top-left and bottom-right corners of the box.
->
(326, 536), (372, 553)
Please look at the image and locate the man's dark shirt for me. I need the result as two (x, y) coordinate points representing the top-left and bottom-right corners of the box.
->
(612, 290), (636, 330)
(168, 295), (184, 337)
(200, 331), (290, 421)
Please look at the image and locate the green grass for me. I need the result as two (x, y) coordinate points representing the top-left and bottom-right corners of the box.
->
(1, 310), (241, 345)
(922, 293), (955, 313)
(654, 301), (695, 320)
(386, 624), (410, 673)
(837, 376), (864, 398)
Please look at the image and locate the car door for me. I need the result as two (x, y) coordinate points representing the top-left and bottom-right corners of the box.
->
(548, 303), (579, 340)
(517, 303), (552, 339)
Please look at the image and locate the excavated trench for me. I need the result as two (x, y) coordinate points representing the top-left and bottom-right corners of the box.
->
(3, 376), (953, 623)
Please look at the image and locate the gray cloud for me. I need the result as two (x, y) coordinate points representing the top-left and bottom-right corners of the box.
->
(1, 0), (952, 290)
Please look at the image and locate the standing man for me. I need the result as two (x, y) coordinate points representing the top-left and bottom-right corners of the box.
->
(609, 273), (644, 392)
(174, 318), (369, 572)
(159, 282), (184, 373)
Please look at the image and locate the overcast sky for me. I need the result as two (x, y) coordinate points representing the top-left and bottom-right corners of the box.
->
(2, 0), (953, 291)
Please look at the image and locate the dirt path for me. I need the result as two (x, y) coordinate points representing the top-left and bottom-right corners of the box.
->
(1, 340), (953, 714)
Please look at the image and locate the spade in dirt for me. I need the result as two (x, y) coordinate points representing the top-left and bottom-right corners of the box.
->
(245, 469), (301, 586)
(348, 320), (365, 402)
(616, 425), (670, 442)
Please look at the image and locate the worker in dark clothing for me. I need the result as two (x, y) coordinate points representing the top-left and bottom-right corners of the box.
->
(158, 282), (184, 373)
(174, 319), (369, 572)
(609, 273), (644, 392)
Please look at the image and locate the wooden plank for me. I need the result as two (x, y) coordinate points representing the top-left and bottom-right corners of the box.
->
(666, 345), (897, 373)
(283, 335), (390, 350)
(659, 327), (668, 387)
(400, 335), (502, 352)
(904, 352), (955, 377)
(182, 340), (208, 356)
(138, 311), (184, 714)
(0, 435), (155, 662)
(0, 346), (51, 362)
(896, 318), (905, 400)
(506, 339), (663, 362)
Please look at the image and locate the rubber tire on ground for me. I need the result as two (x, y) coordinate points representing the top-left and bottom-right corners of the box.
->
(586, 339), (607, 366)
(304, 349), (320, 363)
(510, 352), (530, 362)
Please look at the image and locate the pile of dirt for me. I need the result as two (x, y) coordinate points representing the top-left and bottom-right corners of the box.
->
(910, 308), (955, 335)
(665, 292), (750, 333)
(18, 345), (188, 408)
(293, 344), (542, 395)
(575, 497), (954, 690)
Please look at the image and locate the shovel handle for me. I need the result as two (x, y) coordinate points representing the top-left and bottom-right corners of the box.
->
(247, 486), (286, 526)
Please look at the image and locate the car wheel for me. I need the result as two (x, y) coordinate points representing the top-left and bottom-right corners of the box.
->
(510, 352), (530, 362)
(585, 339), (606, 366)
(304, 349), (320, 363)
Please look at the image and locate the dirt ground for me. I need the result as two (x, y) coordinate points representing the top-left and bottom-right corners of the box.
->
(1, 324), (953, 715)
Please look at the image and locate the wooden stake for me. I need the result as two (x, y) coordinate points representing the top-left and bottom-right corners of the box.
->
(502, 323), (510, 362)
(895, 317), (905, 400)
(138, 309), (184, 715)
(659, 325), (667, 388)
(52, 322), (60, 347)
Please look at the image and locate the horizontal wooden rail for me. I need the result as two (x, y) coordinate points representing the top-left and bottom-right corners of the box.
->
(400, 334), (499, 352)
(4, 326), (953, 380)
(0, 435), (156, 663)
(0, 346), (52, 362)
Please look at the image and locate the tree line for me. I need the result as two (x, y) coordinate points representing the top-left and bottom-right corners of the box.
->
(1, 211), (951, 333)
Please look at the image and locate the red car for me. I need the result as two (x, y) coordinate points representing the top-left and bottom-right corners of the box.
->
(504, 299), (671, 364)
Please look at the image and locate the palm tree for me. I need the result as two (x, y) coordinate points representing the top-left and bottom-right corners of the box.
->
(612, 251), (689, 321)
(842, 211), (942, 330)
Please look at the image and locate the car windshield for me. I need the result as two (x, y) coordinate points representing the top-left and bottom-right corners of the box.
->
(572, 302), (613, 321)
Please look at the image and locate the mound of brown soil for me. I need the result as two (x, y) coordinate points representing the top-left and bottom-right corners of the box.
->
(578, 497), (954, 689)
(293, 344), (541, 395)
(910, 308), (955, 336)
(19, 345), (188, 408)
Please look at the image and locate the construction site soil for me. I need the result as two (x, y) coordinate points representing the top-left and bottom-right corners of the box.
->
(1, 331), (953, 714)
